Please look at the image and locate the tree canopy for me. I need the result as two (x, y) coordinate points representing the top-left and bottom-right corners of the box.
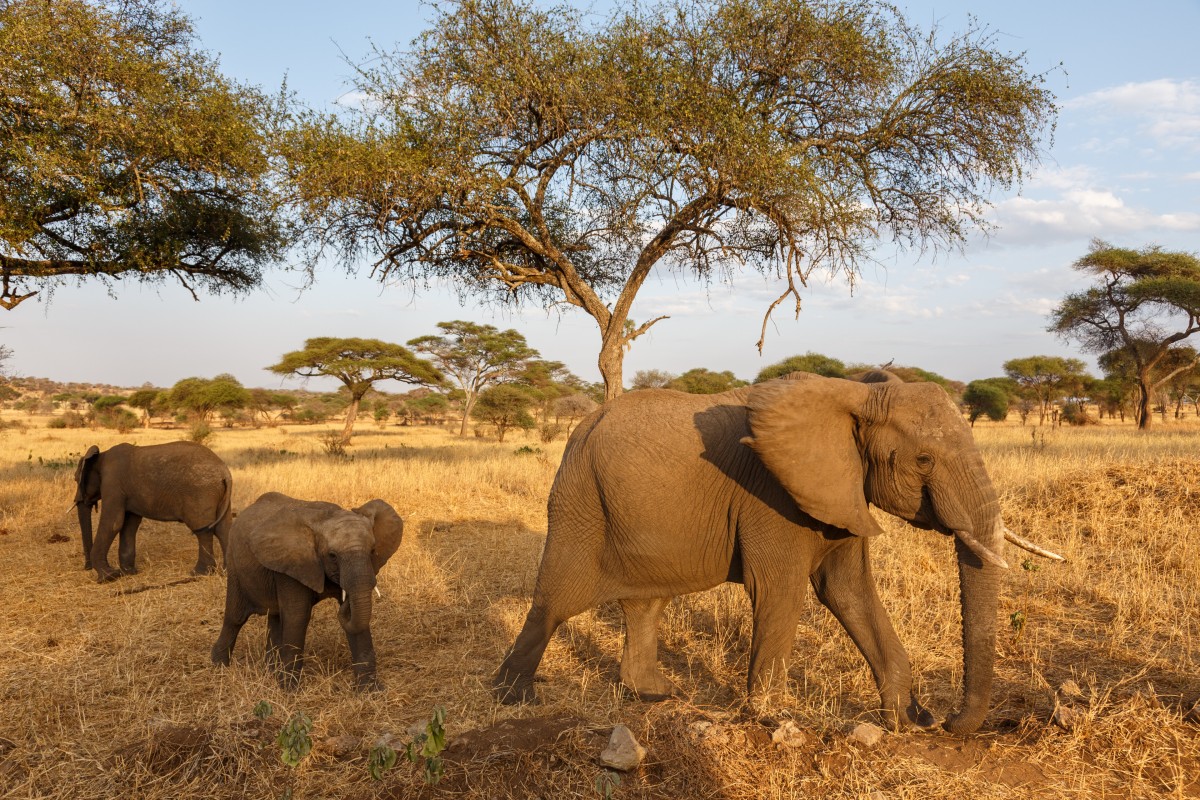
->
(1002, 355), (1090, 425)
(1049, 240), (1200, 429)
(0, 0), (287, 310)
(282, 0), (1055, 399)
(168, 374), (249, 422)
(755, 353), (847, 382)
(667, 368), (748, 395)
(962, 380), (1010, 426)
(408, 321), (539, 435)
(269, 337), (443, 444)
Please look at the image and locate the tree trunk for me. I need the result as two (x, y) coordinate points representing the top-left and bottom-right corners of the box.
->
(598, 336), (625, 402)
(1136, 373), (1153, 431)
(459, 393), (475, 436)
(341, 396), (361, 445)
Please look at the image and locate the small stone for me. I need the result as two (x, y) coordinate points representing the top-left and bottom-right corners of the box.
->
(850, 722), (885, 747)
(406, 721), (427, 738)
(600, 724), (646, 772)
(770, 720), (808, 749)
(1058, 680), (1083, 699)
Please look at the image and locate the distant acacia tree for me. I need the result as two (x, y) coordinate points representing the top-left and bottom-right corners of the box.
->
(269, 337), (442, 445)
(127, 386), (161, 428)
(169, 374), (249, 422)
(282, 0), (1055, 399)
(408, 322), (538, 435)
(1050, 241), (1200, 429)
(755, 353), (846, 383)
(0, 343), (12, 378)
(962, 381), (1010, 427)
(667, 368), (748, 395)
(551, 393), (599, 435)
(472, 385), (536, 442)
(1003, 356), (1090, 425)
(630, 370), (677, 391)
(0, 0), (287, 310)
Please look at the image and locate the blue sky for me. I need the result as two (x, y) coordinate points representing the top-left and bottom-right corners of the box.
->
(8, 1), (1200, 390)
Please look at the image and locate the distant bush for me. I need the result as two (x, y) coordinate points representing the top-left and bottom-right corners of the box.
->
(94, 407), (138, 433)
(1060, 404), (1096, 426)
(188, 421), (213, 444)
(47, 411), (87, 429)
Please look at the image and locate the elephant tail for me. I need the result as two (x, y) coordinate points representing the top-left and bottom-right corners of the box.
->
(197, 477), (234, 532)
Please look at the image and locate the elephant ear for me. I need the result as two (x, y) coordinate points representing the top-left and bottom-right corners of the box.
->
(245, 507), (325, 593)
(354, 499), (404, 573)
(741, 377), (885, 538)
(74, 445), (101, 505)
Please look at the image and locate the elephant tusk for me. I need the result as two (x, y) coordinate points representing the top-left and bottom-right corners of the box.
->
(1003, 526), (1065, 562)
(374, 586), (381, 598)
(955, 530), (1009, 569)
(342, 589), (347, 604)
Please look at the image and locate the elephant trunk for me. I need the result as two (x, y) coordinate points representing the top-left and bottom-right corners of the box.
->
(338, 555), (376, 636)
(928, 464), (1005, 735)
(77, 502), (94, 570)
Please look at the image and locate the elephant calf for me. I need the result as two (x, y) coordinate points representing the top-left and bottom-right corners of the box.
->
(211, 492), (404, 691)
(74, 441), (233, 582)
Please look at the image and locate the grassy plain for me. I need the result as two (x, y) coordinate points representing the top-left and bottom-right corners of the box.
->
(0, 413), (1198, 799)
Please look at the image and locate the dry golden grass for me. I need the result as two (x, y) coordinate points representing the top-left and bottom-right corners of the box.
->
(0, 413), (1198, 799)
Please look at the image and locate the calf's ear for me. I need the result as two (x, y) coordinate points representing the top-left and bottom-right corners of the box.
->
(354, 499), (405, 573)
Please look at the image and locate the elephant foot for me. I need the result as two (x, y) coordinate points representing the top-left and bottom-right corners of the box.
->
(94, 568), (121, 583)
(192, 563), (217, 576)
(82, 559), (93, 571)
(354, 677), (384, 693)
(620, 671), (675, 702)
(494, 673), (537, 705)
(120, 565), (139, 576)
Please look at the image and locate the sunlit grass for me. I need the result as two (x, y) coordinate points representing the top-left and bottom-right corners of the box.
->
(1, 412), (1198, 798)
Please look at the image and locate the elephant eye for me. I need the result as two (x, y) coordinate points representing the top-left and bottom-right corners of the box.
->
(916, 453), (935, 472)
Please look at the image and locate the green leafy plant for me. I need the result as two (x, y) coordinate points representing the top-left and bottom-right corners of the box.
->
(596, 769), (622, 799)
(1010, 610), (1027, 640)
(253, 700), (273, 720)
(404, 706), (447, 785)
(368, 740), (398, 781)
(188, 420), (213, 444)
(277, 712), (313, 767)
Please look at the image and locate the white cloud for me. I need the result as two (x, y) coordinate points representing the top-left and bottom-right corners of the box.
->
(1067, 78), (1200, 150)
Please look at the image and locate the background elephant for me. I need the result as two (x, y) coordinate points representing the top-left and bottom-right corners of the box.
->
(495, 373), (1056, 734)
(74, 441), (233, 582)
(211, 492), (404, 691)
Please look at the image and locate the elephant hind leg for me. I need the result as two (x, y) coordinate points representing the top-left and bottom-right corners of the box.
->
(192, 528), (218, 575)
(619, 597), (674, 700)
(494, 602), (562, 704)
(212, 581), (252, 667)
(811, 539), (932, 731)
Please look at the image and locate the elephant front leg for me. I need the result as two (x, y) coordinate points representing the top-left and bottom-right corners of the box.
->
(742, 580), (805, 711)
(90, 505), (127, 582)
(192, 528), (218, 575)
(212, 580), (251, 667)
(276, 604), (313, 689)
(118, 514), (142, 575)
(494, 602), (563, 704)
(266, 614), (283, 667)
(811, 540), (934, 731)
(619, 597), (674, 700)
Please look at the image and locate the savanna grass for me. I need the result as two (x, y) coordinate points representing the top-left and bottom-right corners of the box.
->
(0, 413), (1197, 798)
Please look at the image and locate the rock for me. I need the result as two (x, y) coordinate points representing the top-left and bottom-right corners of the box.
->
(406, 720), (428, 738)
(850, 722), (885, 747)
(1057, 680), (1083, 699)
(323, 734), (360, 759)
(770, 720), (808, 749)
(688, 720), (732, 746)
(600, 725), (646, 772)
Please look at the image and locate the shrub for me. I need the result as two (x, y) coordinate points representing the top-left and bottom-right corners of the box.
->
(47, 411), (87, 429)
(1060, 404), (1096, 426)
(188, 421), (213, 444)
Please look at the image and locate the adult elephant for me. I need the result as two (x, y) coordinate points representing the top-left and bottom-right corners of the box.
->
(211, 492), (404, 691)
(495, 373), (1060, 734)
(74, 441), (233, 582)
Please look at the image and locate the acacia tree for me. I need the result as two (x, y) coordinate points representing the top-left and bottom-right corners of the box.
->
(269, 337), (443, 444)
(755, 352), (847, 382)
(1049, 241), (1200, 429)
(169, 374), (250, 423)
(667, 368), (748, 394)
(408, 321), (538, 435)
(962, 380), (1010, 427)
(282, 0), (1055, 400)
(0, 0), (287, 310)
(471, 385), (536, 442)
(1003, 356), (1090, 425)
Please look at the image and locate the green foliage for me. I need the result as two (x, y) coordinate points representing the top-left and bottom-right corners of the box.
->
(514, 445), (543, 456)
(666, 368), (748, 394)
(756, 353), (847, 382)
(94, 406), (138, 433)
(277, 712), (313, 768)
(0, 0), (288, 310)
(188, 421), (213, 444)
(169, 375), (250, 421)
(319, 431), (350, 458)
(283, 0), (1054, 396)
(962, 380), (1010, 425)
(597, 769), (622, 799)
(47, 411), (86, 429)
(368, 740), (398, 781)
(403, 707), (447, 785)
(252, 701), (273, 720)
(630, 369), (676, 390)
(1010, 610), (1027, 640)
(91, 395), (127, 411)
(471, 385), (536, 442)
(1003, 355), (1091, 424)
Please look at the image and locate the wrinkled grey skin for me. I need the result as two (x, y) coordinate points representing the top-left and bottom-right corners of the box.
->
(211, 492), (404, 691)
(74, 441), (233, 582)
(495, 373), (1007, 734)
